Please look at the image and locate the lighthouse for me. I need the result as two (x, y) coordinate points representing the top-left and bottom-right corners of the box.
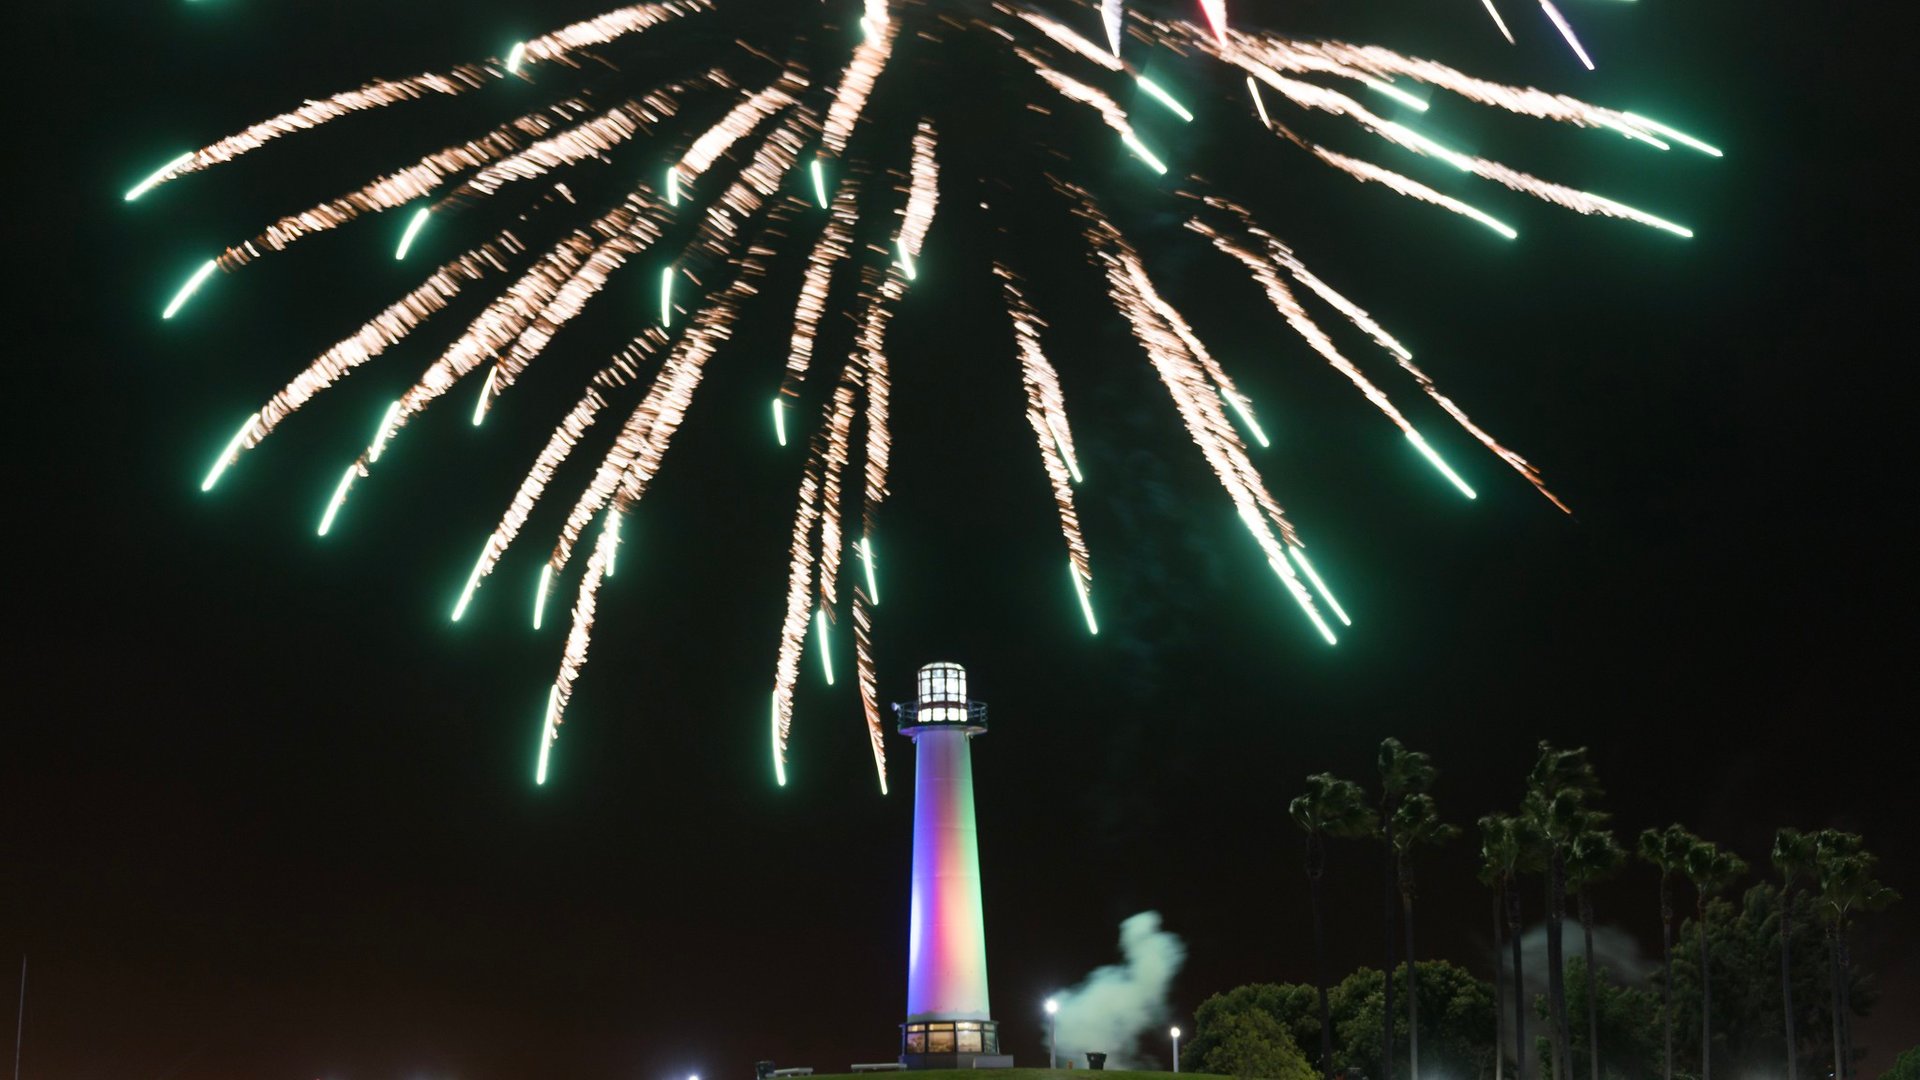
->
(896, 662), (1009, 1069)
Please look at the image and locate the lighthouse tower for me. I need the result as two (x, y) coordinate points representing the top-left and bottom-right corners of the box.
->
(896, 663), (1009, 1069)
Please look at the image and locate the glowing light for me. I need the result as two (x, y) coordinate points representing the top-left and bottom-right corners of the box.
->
(533, 562), (553, 629)
(394, 207), (430, 260)
(124, 152), (194, 201)
(815, 607), (835, 685)
(1480, 0), (1516, 44)
(771, 692), (787, 787)
(534, 684), (557, 785)
(451, 546), (487, 622)
(1136, 76), (1194, 122)
(1046, 999), (1059, 1015)
(1070, 561), (1099, 635)
(1539, 0), (1596, 70)
(1221, 389), (1271, 448)
(1407, 429), (1478, 499)
(200, 413), (259, 492)
(1287, 545), (1352, 627)
(1622, 111), (1724, 157)
(1247, 76), (1272, 128)
(772, 398), (788, 446)
(896, 237), (917, 280)
(860, 536), (879, 604)
(1268, 556), (1339, 645)
(604, 511), (622, 577)
(660, 266), (674, 326)
(810, 158), (829, 208)
(366, 400), (402, 463)
(1364, 78), (1430, 113)
(161, 259), (218, 320)
(1120, 130), (1168, 174)
(316, 465), (356, 536)
(505, 41), (527, 74)
(666, 165), (681, 206)
(473, 366), (497, 426)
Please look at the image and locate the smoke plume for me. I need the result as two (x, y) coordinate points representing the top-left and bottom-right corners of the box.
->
(1050, 911), (1187, 1069)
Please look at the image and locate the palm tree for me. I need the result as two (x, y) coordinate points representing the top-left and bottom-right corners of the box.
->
(1523, 743), (1601, 1080)
(1681, 838), (1746, 1080)
(1772, 827), (1819, 1080)
(1375, 738), (1436, 1080)
(1567, 826), (1624, 1080)
(1813, 831), (1899, 1080)
(1290, 773), (1377, 1080)
(1636, 824), (1697, 1080)
(1479, 813), (1535, 1080)
(1392, 793), (1459, 1080)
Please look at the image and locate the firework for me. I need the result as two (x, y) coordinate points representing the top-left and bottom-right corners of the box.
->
(139, 0), (1713, 787)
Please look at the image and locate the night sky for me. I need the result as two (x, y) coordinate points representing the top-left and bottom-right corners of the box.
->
(13, 1), (1915, 1077)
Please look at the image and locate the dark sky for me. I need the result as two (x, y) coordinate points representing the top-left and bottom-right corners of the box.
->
(13, 1), (1915, 1077)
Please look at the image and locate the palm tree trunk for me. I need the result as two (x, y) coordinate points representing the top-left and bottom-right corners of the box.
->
(1779, 886), (1797, 1080)
(1828, 924), (1844, 1080)
(1698, 900), (1713, 1080)
(1383, 818), (1399, 1080)
(1547, 850), (1570, 1080)
(1581, 891), (1599, 1080)
(1838, 930), (1855, 1080)
(1494, 890), (1507, 1080)
(1659, 877), (1674, 1080)
(1405, 885), (1421, 1080)
(1311, 847), (1334, 1080)
(1509, 883), (1528, 1080)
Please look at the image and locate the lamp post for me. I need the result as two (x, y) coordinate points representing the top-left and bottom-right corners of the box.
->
(1045, 998), (1059, 1069)
(1171, 1027), (1181, 1073)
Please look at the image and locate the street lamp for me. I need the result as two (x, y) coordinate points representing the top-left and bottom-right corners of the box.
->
(1045, 998), (1059, 1069)
(1170, 1027), (1181, 1073)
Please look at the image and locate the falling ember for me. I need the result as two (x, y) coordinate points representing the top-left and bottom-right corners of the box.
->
(533, 562), (554, 629)
(139, 0), (1713, 785)
(316, 465), (359, 537)
(1287, 546), (1351, 627)
(861, 536), (879, 604)
(815, 608), (836, 685)
(1071, 560), (1099, 635)
(1480, 0), (1516, 44)
(1407, 430), (1479, 499)
(394, 207), (431, 260)
(1538, 0), (1596, 70)
(201, 414), (262, 493)
(161, 260), (218, 319)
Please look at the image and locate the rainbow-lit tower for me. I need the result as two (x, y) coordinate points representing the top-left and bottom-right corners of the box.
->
(895, 662), (1008, 1069)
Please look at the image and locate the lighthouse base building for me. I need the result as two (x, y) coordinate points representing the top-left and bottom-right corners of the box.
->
(895, 663), (1011, 1070)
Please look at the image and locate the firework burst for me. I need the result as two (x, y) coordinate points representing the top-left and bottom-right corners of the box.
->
(134, 0), (1716, 790)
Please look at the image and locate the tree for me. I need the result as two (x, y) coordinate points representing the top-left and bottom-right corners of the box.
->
(1566, 826), (1625, 1080)
(1682, 837), (1747, 1080)
(1292, 774), (1378, 1080)
(1638, 823), (1698, 1080)
(1374, 739), (1436, 1080)
(1557, 956), (1663, 1080)
(1524, 743), (1602, 1080)
(1204, 1007), (1318, 1080)
(1814, 831), (1900, 1080)
(1772, 827), (1819, 1080)
(1481, 813), (1538, 1080)
(1881, 1046), (1920, 1080)
(1392, 793), (1459, 1080)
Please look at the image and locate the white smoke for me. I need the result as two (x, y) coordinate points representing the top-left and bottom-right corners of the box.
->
(1051, 911), (1188, 1069)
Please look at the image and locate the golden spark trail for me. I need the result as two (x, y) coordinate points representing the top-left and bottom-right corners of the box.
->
(782, 180), (861, 398)
(1017, 50), (1168, 173)
(997, 265), (1094, 620)
(134, 1), (712, 192)
(1064, 182), (1336, 644)
(213, 98), (590, 269)
(453, 112), (816, 622)
(1200, 199), (1568, 511)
